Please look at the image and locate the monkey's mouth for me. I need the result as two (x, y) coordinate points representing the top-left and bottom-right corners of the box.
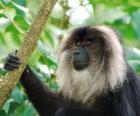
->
(73, 62), (88, 70)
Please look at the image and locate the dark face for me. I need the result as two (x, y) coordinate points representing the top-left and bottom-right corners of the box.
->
(60, 26), (106, 71)
(72, 43), (89, 70)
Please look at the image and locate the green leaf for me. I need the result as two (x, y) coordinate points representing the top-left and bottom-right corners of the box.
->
(11, 32), (22, 46)
(14, 15), (29, 31)
(2, 2), (16, 18)
(132, 10), (140, 39)
(40, 56), (57, 69)
(11, 87), (24, 104)
(0, 110), (6, 116)
(128, 60), (140, 76)
(0, 13), (6, 18)
(122, 25), (137, 41)
(127, 48), (140, 60)
(24, 105), (36, 116)
(0, 34), (6, 45)
(42, 29), (55, 47)
(11, 1), (28, 15)
(5, 23), (20, 33)
(8, 102), (19, 114)
(29, 49), (41, 65)
(0, 68), (6, 76)
(38, 41), (57, 69)
(12, 0), (27, 6)
(2, 99), (13, 114)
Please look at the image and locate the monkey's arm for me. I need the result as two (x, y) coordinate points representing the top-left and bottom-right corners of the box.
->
(21, 66), (58, 116)
(4, 52), (58, 116)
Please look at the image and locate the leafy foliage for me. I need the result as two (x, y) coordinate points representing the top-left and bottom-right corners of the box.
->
(0, 0), (140, 115)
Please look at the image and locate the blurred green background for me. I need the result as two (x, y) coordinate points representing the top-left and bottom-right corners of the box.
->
(0, 0), (140, 115)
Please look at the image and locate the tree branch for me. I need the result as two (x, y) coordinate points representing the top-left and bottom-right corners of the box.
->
(0, 0), (57, 108)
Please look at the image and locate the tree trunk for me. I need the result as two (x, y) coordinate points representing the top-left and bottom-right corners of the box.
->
(0, 0), (57, 108)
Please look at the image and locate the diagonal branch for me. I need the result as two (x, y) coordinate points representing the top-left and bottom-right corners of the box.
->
(0, 0), (57, 108)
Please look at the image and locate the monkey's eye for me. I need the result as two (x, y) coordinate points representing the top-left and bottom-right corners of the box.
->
(85, 41), (93, 46)
(75, 42), (81, 47)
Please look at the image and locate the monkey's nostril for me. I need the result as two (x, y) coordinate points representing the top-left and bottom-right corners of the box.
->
(74, 52), (80, 55)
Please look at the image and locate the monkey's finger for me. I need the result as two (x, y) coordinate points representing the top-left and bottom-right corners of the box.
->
(6, 55), (21, 64)
(4, 66), (17, 71)
(6, 57), (21, 65)
(8, 54), (20, 60)
(5, 62), (20, 68)
(4, 62), (19, 71)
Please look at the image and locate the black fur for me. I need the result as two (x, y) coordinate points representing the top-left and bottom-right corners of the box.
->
(4, 26), (140, 116)
(18, 66), (140, 116)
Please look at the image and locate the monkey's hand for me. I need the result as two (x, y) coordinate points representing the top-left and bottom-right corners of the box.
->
(4, 50), (32, 80)
(4, 50), (21, 71)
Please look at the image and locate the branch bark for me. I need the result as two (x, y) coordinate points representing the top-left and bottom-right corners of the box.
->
(0, 0), (57, 108)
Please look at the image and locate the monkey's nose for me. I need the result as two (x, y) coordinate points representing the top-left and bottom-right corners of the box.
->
(73, 51), (80, 55)
(72, 47), (89, 70)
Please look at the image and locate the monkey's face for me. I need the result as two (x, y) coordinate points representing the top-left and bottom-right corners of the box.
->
(59, 26), (105, 72)
(56, 26), (127, 104)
